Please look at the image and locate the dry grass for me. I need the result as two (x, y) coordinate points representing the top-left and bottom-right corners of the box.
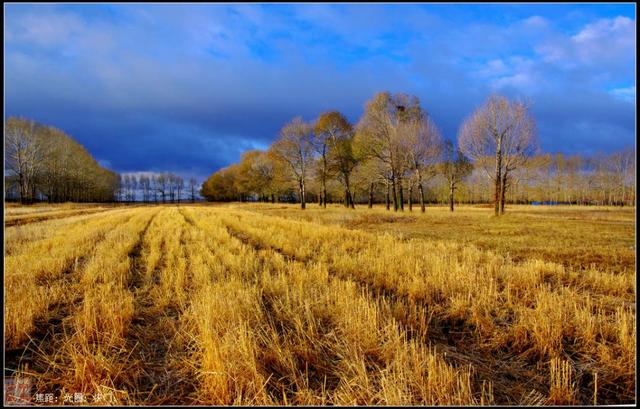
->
(234, 203), (635, 275)
(4, 203), (636, 405)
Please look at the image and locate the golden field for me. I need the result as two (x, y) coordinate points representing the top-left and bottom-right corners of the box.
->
(3, 203), (636, 405)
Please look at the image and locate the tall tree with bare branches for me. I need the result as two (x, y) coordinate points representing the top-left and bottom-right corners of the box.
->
(5, 118), (45, 203)
(441, 139), (473, 211)
(354, 92), (423, 211)
(315, 112), (358, 209)
(459, 95), (537, 215)
(189, 177), (198, 203)
(270, 117), (314, 209)
(402, 112), (443, 212)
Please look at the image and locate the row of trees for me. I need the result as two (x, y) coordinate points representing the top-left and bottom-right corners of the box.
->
(118, 172), (199, 203)
(407, 148), (635, 206)
(498, 148), (636, 206)
(5, 117), (119, 203)
(202, 93), (636, 213)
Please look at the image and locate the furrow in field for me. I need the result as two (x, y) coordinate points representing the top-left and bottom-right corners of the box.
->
(123, 208), (197, 405)
(126, 212), (157, 292)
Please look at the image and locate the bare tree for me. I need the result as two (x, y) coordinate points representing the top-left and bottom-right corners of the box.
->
(117, 174), (125, 202)
(312, 113), (332, 207)
(355, 92), (423, 212)
(270, 117), (314, 209)
(139, 175), (151, 203)
(167, 173), (176, 203)
(151, 175), (159, 203)
(441, 139), (473, 211)
(130, 174), (138, 202)
(5, 118), (45, 203)
(314, 111), (356, 208)
(402, 112), (443, 212)
(459, 95), (537, 215)
(176, 175), (184, 204)
(314, 112), (358, 208)
(123, 174), (132, 202)
(189, 177), (198, 203)
(157, 173), (168, 203)
(611, 146), (635, 206)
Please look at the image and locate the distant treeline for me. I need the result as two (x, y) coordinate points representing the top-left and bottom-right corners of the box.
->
(202, 92), (636, 210)
(117, 172), (199, 203)
(5, 117), (119, 203)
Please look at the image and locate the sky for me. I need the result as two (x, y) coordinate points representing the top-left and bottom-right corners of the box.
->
(4, 3), (637, 181)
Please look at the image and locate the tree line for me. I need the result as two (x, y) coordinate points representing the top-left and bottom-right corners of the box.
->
(5, 117), (119, 203)
(201, 92), (636, 213)
(117, 172), (199, 203)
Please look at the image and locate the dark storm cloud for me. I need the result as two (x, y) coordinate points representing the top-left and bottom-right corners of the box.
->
(4, 4), (636, 180)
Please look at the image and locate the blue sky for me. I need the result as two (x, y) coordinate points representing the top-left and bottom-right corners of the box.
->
(4, 3), (636, 180)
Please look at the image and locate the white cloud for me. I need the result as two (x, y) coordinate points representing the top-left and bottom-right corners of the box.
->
(538, 16), (635, 68)
(6, 11), (86, 48)
(572, 16), (635, 62)
(477, 59), (508, 78)
(476, 56), (540, 94)
(521, 15), (549, 30)
(610, 86), (636, 102)
(493, 73), (534, 91)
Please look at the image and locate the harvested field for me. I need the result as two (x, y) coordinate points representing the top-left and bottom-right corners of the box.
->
(4, 204), (636, 405)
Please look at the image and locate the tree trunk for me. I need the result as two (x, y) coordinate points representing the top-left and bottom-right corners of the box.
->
(493, 130), (503, 216)
(322, 152), (327, 208)
(300, 180), (306, 209)
(386, 184), (390, 210)
(398, 178), (404, 211)
(323, 182), (327, 208)
(408, 185), (413, 211)
(368, 182), (374, 208)
(19, 173), (27, 204)
(500, 172), (507, 215)
(344, 175), (353, 209)
(391, 176), (398, 212)
(419, 183), (425, 212)
(449, 181), (455, 212)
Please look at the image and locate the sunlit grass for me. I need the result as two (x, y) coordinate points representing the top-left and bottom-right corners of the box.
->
(4, 203), (635, 405)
